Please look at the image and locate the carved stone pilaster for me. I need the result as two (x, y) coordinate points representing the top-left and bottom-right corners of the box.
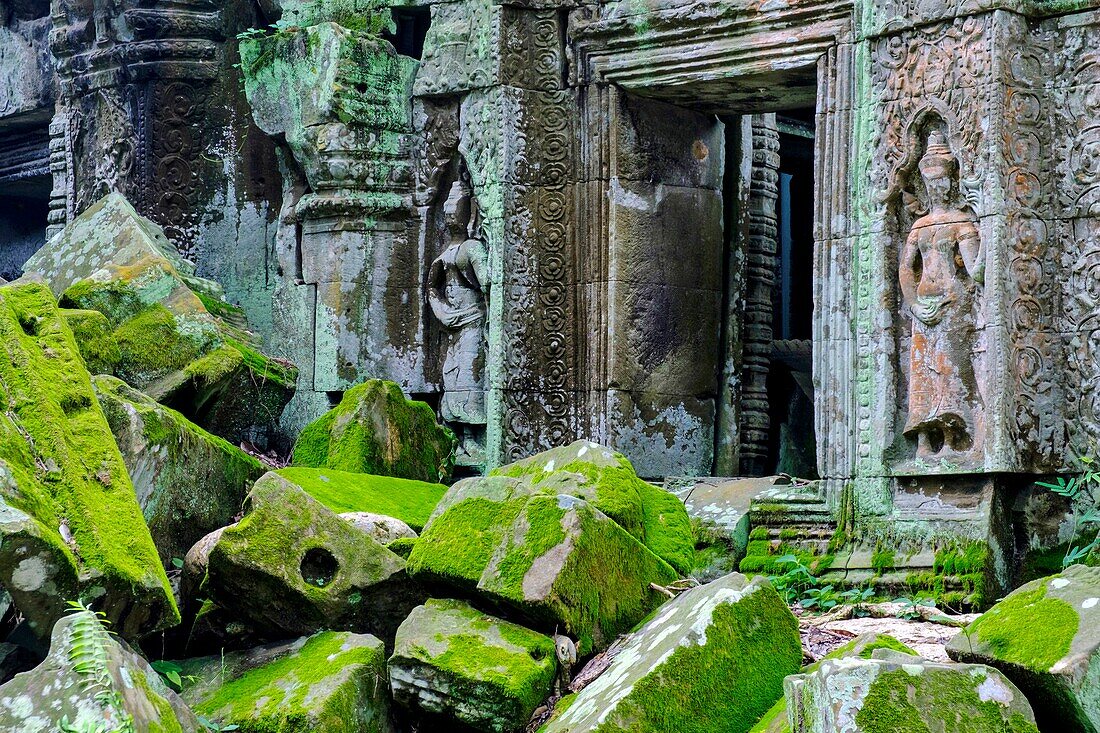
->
(739, 114), (780, 476)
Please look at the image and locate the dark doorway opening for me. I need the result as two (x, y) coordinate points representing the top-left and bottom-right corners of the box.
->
(384, 7), (430, 60)
(0, 123), (51, 281)
(766, 110), (817, 478)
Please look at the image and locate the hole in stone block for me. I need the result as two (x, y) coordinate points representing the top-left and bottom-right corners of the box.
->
(300, 547), (338, 587)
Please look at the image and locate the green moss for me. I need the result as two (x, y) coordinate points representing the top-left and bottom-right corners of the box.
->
(61, 309), (121, 375)
(0, 283), (177, 635)
(276, 466), (446, 531)
(421, 600), (556, 715)
(872, 550), (895, 573)
(112, 304), (214, 386)
(407, 496), (528, 588)
(748, 698), (789, 733)
(855, 667), (1039, 733)
(291, 380), (455, 483)
(590, 585), (801, 733)
(493, 450), (693, 574)
(962, 585), (1077, 671)
(386, 537), (416, 558)
(184, 631), (385, 730)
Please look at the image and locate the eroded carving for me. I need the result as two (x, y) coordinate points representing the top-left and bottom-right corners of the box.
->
(429, 179), (489, 466)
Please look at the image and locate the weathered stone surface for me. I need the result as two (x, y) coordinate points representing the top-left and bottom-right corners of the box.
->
(493, 441), (695, 574)
(947, 565), (1100, 731)
(180, 631), (393, 733)
(0, 609), (201, 732)
(206, 472), (422, 641)
(785, 650), (1037, 733)
(94, 375), (265, 565)
(408, 472), (679, 655)
(276, 466), (446, 532)
(340, 512), (417, 543)
(292, 380), (456, 482)
(0, 281), (176, 639)
(389, 599), (557, 733)
(541, 573), (801, 733)
(750, 633), (918, 733)
(22, 194), (298, 448)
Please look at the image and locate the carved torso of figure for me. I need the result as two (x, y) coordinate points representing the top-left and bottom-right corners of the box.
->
(429, 232), (489, 426)
(898, 131), (983, 459)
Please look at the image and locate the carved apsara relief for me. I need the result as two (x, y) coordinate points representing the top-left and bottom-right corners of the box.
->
(428, 178), (490, 466)
(897, 128), (983, 460)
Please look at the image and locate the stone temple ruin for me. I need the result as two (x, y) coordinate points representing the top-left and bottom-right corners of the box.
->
(3, 0), (1100, 728)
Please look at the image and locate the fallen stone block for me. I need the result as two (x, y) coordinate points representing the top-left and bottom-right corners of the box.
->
(947, 564), (1100, 732)
(389, 598), (557, 733)
(179, 631), (393, 733)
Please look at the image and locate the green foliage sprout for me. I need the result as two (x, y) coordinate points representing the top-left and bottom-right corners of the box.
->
(1036, 450), (1100, 568)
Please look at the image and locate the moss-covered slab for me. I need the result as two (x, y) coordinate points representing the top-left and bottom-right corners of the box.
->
(786, 650), (1037, 733)
(540, 573), (801, 733)
(291, 380), (456, 483)
(23, 193), (297, 448)
(947, 564), (1100, 731)
(749, 633), (918, 733)
(389, 599), (557, 733)
(94, 375), (265, 565)
(495, 441), (694, 574)
(276, 466), (446, 531)
(179, 631), (393, 733)
(408, 476), (678, 655)
(0, 609), (202, 732)
(206, 472), (423, 641)
(0, 282), (176, 639)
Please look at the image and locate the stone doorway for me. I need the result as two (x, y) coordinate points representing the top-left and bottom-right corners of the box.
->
(0, 124), (51, 280)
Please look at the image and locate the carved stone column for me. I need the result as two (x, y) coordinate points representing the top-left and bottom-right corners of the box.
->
(739, 114), (780, 476)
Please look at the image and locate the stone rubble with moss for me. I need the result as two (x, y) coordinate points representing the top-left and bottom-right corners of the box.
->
(408, 469), (680, 655)
(0, 608), (201, 732)
(206, 471), (424, 642)
(539, 572), (800, 733)
(93, 374), (266, 566)
(750, 633), (919, 733)
(179, 630), (394, 733)
(495, 440), (695, 574)
(291, 380), (457, 483)
(389, 598), (557, 733)
(786, 649), (1038, 733)
(0, 281), (177, 640)
(22, 193), (298, 448)
(947, 564), (1100, 731)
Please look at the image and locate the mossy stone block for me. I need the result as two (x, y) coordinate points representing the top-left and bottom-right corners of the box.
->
(0, 282), (177, 640)
(207, 472), (423, 642)
(389, 599), (557, 733)
(540, 573), (802, 733)
(93, 375), (266, 565)
(179, 631), (393, 733)
(276, 466), (446, 531)
(749, 633), (918, 733)
(291, 380), (456, 483)
(947, 565), (1100, 732)
(0, 610), (201, 732)
(786, 650), (1038, 733)
(409, 479), (679, 655)
(27, 193), (297, 448)
(493, 440), (695, 574)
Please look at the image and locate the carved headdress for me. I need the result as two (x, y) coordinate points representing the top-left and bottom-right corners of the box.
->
(918, 130), (956, 181)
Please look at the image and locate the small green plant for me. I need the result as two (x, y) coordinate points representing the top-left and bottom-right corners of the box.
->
(768, 554), (818, 605)
(150, 660), (198, 692)
(895, 596), (936, 620)
(1036, 452), (1100, 569)
(63, 601), (134, 733)
(839, 586), (875, 617)
(801, 584), (841, 611)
